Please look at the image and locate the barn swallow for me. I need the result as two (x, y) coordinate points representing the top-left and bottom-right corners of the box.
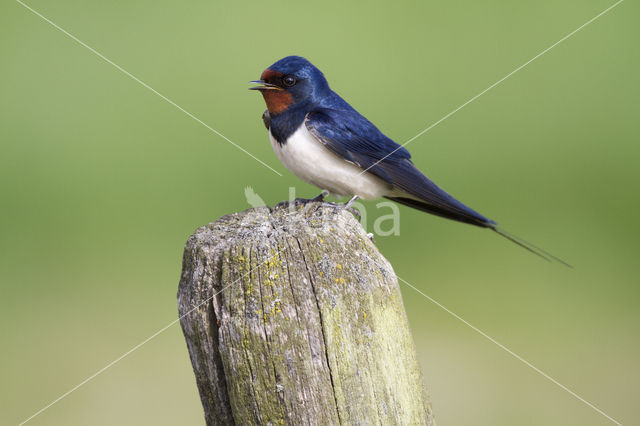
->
(250, 55), (568, 265)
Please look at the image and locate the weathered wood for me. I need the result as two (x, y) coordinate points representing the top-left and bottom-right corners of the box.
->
(178, 201), (434, 425)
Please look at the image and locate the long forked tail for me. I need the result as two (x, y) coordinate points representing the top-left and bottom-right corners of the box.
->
(384, 195), (571, 267)
(491, 227), (572, 268)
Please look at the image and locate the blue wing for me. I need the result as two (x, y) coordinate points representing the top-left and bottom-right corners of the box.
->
(305, 108), (496, 227)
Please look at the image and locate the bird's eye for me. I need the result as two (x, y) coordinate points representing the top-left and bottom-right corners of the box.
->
(282, 75), (296, 87)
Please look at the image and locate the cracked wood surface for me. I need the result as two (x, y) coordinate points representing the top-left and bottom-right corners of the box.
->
(178, 201), (433, 425)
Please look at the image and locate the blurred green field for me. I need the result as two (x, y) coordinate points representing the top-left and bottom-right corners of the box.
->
(1, 0), (638, 425)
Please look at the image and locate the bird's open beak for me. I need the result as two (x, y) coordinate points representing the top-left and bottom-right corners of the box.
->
(248, 80), (283, 91)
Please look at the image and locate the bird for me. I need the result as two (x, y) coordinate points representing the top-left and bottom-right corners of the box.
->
(250, 55), (568, 265)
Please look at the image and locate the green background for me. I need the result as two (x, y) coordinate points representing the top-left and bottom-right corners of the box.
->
(1, 0), (638, 425)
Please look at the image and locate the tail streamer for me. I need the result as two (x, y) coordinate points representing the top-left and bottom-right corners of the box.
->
(491, 227), (572, 268)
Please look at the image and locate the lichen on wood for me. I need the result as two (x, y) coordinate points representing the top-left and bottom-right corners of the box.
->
(178, 201), (434, 425)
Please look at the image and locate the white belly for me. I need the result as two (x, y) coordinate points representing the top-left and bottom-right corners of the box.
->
(270, 125), (392, 199)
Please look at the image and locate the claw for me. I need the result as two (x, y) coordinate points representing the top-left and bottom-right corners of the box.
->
(346, 206), (361, 218)
(319, 195), (361, 218)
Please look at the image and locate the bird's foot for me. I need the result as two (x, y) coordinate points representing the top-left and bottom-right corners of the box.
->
(344, 195), (359, 210)
(294, 190), (330, 205)
(346, 205), (361, 218)
(311, 190), (330, 202)
(275, 191), (329, 210)
(279, 193), (361, 218)
(322, 195), (360, 218)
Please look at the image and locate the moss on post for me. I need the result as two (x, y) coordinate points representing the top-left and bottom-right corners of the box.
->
(178, 201), (434, 425)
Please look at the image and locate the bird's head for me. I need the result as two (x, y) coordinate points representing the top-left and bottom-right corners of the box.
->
(250, 56), (329, 115)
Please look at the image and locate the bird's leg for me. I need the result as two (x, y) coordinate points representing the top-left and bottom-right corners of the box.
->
(298, 190), (329, 204)
(343, 195), (360, 218)
(311, 190), (330, 202)
(344, 195), (359, 209)
(275, 190), (324, 210)
(323, 195), (361, 218)
(281, 190), (331, 214)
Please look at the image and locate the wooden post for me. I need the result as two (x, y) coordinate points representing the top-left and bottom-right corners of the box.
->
(178, 201), (434, 425)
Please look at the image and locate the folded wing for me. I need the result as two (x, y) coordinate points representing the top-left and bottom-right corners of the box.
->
(305, 108), (495, 227)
